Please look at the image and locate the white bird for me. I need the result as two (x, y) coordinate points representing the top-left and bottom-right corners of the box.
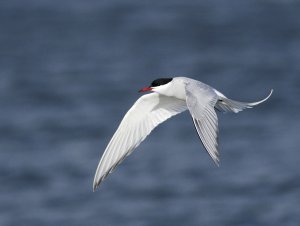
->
(93, 77), (272, 191)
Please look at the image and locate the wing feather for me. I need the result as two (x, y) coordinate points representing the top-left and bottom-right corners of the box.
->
(185, 82), (220, 165)
(93, 93), (187, 190)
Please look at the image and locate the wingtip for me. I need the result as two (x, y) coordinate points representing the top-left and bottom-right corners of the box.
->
(213, 150), (220, 167)
(213, 158), (220, 167)
(93, 177), (101, 192)
(93, 184), (97, 192)
(93, 175), (105, 192)
(93, 182), (99, 192)
(209, 150), (220, 167)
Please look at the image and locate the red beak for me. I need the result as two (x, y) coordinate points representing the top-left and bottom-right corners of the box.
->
(139, 87), (153, 92)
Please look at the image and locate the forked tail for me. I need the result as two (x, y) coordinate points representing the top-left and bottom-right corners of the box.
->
(214, 89), (273, 113)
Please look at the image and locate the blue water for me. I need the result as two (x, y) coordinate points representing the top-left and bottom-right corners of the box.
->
(1, 0), (300, 225)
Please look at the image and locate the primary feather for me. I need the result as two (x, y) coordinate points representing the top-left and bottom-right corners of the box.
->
(93, 93), (187, 191)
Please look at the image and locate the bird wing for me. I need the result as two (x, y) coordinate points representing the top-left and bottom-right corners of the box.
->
(93, 93), (187, 190)
(185, 82), (220, 165)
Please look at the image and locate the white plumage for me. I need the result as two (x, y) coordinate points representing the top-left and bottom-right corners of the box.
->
(93, 77), (273, 191)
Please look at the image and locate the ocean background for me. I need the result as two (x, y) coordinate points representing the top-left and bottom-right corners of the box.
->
(1, 0), (299, 225)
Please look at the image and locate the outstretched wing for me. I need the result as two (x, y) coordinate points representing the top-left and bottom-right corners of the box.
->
(185, 82), (220, 165)
(93, 93), (187, 190)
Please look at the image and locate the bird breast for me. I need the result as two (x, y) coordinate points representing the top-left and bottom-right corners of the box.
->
(153, 80), (186, 100)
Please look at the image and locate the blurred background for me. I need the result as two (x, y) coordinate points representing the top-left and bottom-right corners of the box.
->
(0, 0), (299, 225)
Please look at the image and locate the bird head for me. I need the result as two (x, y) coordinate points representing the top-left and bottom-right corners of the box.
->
(139, 78), (173, 93)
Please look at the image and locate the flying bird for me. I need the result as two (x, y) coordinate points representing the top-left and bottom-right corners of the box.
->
(93, 77), (272, 191)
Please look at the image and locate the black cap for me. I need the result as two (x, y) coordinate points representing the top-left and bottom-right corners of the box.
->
(150, 78), (173, 87)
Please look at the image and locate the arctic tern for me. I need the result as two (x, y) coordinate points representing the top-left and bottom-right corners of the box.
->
(93, 77), (272, 191)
